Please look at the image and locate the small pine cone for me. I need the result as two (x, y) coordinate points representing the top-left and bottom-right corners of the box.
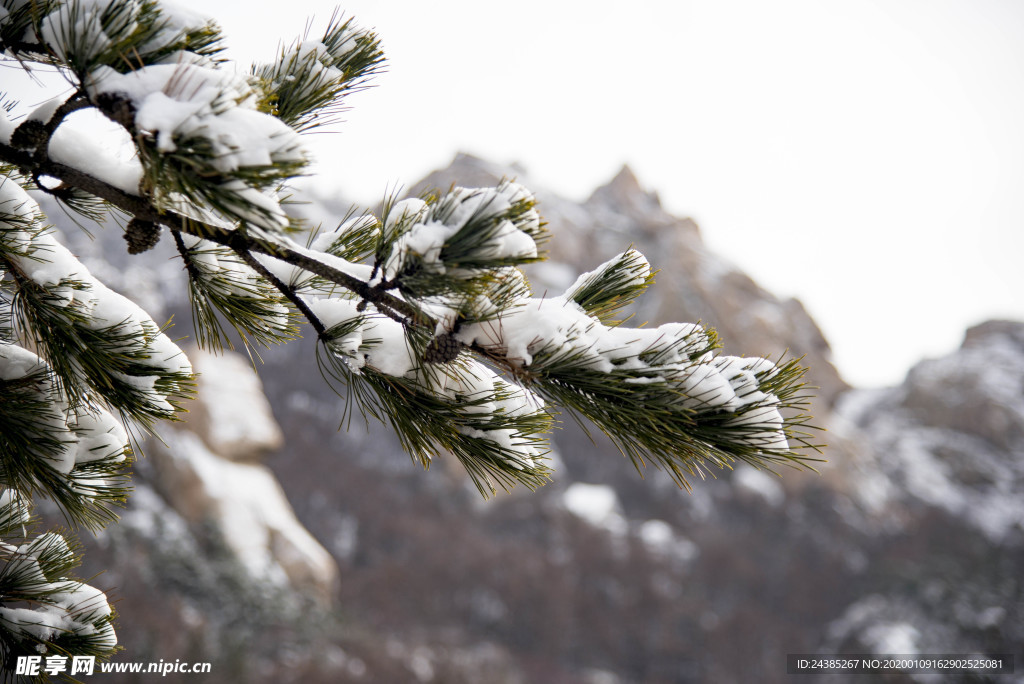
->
(10, 120), (47, 150)
(423, 333), (463, 364)
(124, 218), (161, 254)
(95, 91), (137, 129)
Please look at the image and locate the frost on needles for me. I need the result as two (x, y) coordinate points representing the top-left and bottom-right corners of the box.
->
(0, 0), (821, 667)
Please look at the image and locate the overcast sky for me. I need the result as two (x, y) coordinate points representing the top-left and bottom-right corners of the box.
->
(9, 1), (1024, 387)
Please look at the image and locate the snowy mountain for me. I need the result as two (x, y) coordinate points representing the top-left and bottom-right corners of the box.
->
(45, 155), (1022, 683)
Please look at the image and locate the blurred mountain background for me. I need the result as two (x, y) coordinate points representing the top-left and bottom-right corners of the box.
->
(38, 154), (1023, 683)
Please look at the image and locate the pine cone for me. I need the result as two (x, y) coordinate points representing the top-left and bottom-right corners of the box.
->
(423, 333), (463, 364)
(10, 120), (47, 150)
(95, 92), (137, 129)
(124, 218), (161, 254)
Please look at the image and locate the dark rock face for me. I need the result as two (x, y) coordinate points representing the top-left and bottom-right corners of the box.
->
(40, 157), (1022, 683)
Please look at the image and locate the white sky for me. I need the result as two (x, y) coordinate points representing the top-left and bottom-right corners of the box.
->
(8, 1), (1024, 387)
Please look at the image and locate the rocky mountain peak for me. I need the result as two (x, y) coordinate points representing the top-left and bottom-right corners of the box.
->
(586, 163), (664, 216)
(408, 152), (520, 198)
(962, 318), (1024, 350)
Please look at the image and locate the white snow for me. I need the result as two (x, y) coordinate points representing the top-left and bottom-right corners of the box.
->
(0, 489), (30, 526)
(0, 109), (15, 145)
(306, 290), (548, 469)
(0, 364), (129, 474)
(562, 483), (627, 534)
(69, 409), (128, 464)
(0, 606), (66, 642)
(304, 294), (419, 377)
(141, 1), (215, 58)
(441, 362), (546, 468)
(26, 96), (65, 125)
(151, 0), (213, 32)
(158, 430), (337, 589)
(383, 185), (539, 280)
(733, 465), (785, 507)
(271, 233), (375, 282)
(188, 347), (282, 458)
(0, 341), (48, 382)
(562, 249), (651, 303)
(84, 57), (305, 228)
(2, 180), (190, 362)
(270, 39), (348, 114)
(87, 62), (276, 158)
(48, 110), (144, 195)
(308, 214), (379, 264)
(362, 314), (418, 377)
(40, 0), (126, 65)
(0, 343), (77, 472)
(448, 263), (791, 452)
(0, 531), (116, 648)
(1, 180), (192, 412)
(638, 519), (700, 563)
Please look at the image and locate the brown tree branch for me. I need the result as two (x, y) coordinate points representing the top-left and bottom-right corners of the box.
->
(234, 246), (326, 337)
(0, 140), (433, 332)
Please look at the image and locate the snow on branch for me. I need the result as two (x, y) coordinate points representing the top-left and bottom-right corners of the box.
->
(1, 0), (821, 502)
(563, 248), (654, 321)
(1, 179), (193, 428)
(0, 492), (118, 656)
(453, 271), (815, 486)
(381, 181), (546, 291)
(0, 341), (131, 529)
(310, 295), (553, 496)
(85, 59), (306, 230)
(7, 0), (223, 75)
(173, 232), (297, 352)
(253, 10), (385, 132)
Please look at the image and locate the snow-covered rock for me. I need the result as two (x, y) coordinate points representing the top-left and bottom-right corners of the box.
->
(838, 320), (1024, 542)
(182, 347), (284, 461)
(149, 430), (338, 599)
(143, 349), (334, 598)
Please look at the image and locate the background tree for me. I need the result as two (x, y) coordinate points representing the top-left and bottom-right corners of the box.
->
(0, 0), (820, 674)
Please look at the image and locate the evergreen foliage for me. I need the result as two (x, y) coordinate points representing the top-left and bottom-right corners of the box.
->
(0, 0), (822, 675)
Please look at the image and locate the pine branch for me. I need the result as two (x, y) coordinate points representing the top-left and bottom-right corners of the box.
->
(456, 295), (822, 488)
(0, 346), (131, 531)
(1, 0), (224, 77)
(9, 91), (91, 158)
(316, 346), (552, 498)
(0, 139), (427, 330)
(564, 248), (655, 322)
(2, 2), (822, 514)
(236, 245), (324, 336)
(252, 10), (385, 132)
(0, 500), (119, 664)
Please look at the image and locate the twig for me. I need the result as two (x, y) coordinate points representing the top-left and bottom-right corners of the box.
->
(235, 246), (326, 337)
